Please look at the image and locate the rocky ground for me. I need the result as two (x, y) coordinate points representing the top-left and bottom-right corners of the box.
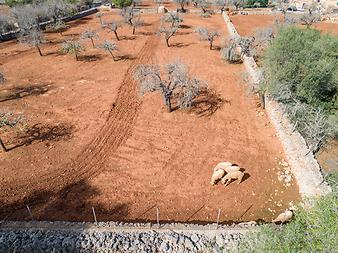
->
(0, 221), (257, 253)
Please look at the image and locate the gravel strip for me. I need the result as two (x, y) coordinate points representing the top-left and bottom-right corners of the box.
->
(0, 221), (257, 253)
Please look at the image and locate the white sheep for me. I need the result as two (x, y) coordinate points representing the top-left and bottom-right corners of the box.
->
(210, 169), (225, 185)
(221, 171), (245, 186)
(272, 210), (293, 224)
(213, 162), (232, 172)
(224, 165), (241, 173)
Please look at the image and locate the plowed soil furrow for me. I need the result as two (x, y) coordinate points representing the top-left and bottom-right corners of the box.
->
(4, 35), (158, 200)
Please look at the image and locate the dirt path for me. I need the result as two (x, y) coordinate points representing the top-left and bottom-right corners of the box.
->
(0, 32), (159, 209)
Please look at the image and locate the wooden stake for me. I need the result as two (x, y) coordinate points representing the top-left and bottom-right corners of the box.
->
(216, 208), (221, 228)
(156, 207), (160, 228)
(26, 205), (33, 220)
(92, 206), (97, 223)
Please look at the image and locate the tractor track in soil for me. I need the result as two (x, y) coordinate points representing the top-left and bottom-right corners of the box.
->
(1, 34), (158, 208)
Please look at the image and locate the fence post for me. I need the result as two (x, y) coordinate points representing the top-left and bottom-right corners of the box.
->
(156, 207), (160, 228)
(26, 205), (33, 220)
(216, 208), (221, 229)
(92, 206), (97, 223)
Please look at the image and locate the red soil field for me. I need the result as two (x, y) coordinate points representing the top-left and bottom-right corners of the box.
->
(230, 14), (277, 37)
(314, 22), (338, 36)
(230, 13), (338, 37)
(0, 9), (299, 223)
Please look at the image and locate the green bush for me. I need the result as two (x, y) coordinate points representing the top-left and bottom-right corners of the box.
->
(245, 0), (268, 8)
(230, 172), (338, 253)
(5, 0), (31, 7)
(112, 0), (132, 8)
(262, 26), (338, 112)
(261, 26), (338, 150)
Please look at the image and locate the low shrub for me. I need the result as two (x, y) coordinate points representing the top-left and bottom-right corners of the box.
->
(230, 172), (338, 253)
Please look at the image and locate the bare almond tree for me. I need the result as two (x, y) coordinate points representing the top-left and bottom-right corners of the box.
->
(96, 12), (104, 25)
(275, 0), (288, 22)
(121, 6), (135, 26)
(158, 13), (182, 47)
(134, 61), (207, 112)
(162, 12), (183, 27)
(108, 21), (122, 41)
(81, 29), (99, 48)
(300, 12), (320, 28)
(158, 26), (178, 47)
(61, 39), (85, 61)
(215, 0), (228, 14)
(174, 0), (190, 12)
(250, 26), (275, 58)
(0, 111), (25, 152)
(231, 0), (244, 11)
(195, 27), (220, 50)
(197, 0), (212, 17)
(46, 0), (75, 24)
(97, 40), (118, 61)
(19, 28), (44, 56)
(45, 20), (69, 35)
(131, 16), (144, 35)
(11, 4), (47, 31)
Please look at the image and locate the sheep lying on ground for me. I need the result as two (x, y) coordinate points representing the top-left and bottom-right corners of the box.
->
(225, 165), (241, 173)
(210, 169), (226, 185)
(213, 162), (241, 173)
(213, 162), (232, 172)
(272, 210), (293, 224)
(221, 171), (245, 186)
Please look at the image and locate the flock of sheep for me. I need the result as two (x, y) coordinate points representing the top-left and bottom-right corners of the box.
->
(210, 161), (245, 186)
(210, 161), (294, 223)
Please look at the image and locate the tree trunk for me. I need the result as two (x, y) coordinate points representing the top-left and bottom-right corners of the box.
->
(132, 26), (136, 35)
(283, 12), (286, 23)
(75, 52), (79, 61)
(114, 31), (120, 41)
(180, 3), (185, 12)
(259, 91), (265, 109)
(90, 38), (95, 48)
(165, 97), (172, 112)
(0, 137), (7, 153)
(210, 40), (213, 50)
(109, 50), (116, 61)
(165, 37), (170, 47)
(37, 46), (42, 56)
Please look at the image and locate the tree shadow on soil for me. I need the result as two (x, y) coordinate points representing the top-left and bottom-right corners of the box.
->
(212, 45), (222, 51)
(137, 31), (153, 36)
(67, 17), (91, 27)
(0, 84), (52, 103)
(0, 179), (129, 222)
(78, 54), (103, 62)
(121, 35), (136, 41)
(185, 204), (205, 222)
(8, 123), (74, 151)
(176, 31), (192, 35)
(189, 88), (229, 117)
(44, 50), (63, 56)
(115, 54), (136, 61)
(171, 42), (193, 48)
(179, 24), (192, 29)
